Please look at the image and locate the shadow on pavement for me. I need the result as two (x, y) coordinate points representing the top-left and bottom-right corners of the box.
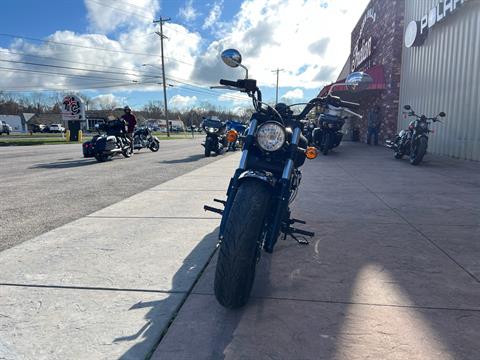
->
(29, 159), (97, 169)
(117, 227), (220, 360)
(150, 142), (480, 359)
(160, 154), (205, 164)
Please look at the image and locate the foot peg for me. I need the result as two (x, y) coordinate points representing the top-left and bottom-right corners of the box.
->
(282, 220), (315, 245)
(204, 205), (223, 215)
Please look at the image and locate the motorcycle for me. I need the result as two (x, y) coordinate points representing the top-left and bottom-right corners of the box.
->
(302, 120), (316, 146)
(82, 119), (131, 162)
(312, 95), (362, 155)
(226, 120), (247, 151)
(204, 49), (371, 309)
(201, 117), (227, 157)
(385, 105), (445, 165)
(133, 127), (160, 152)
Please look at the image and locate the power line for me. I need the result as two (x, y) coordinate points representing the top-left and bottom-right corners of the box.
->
(2, 80), (161, 92)
(0, 66), (142, 82)
(0, 58), (159, 80)
(0, 33), (194, 66)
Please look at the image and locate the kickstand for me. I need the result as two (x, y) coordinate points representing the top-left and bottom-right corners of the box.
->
(290, 233), (309, 245)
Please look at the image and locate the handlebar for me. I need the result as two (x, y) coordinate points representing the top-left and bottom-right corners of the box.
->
(219, 79), (239, 87)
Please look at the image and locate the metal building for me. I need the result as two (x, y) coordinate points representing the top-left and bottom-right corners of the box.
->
(398, 0), (480, 160)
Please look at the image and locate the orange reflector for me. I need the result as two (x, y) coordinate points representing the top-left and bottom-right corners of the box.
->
(226, 129), (238, 143)
(305, 146), (318, 159)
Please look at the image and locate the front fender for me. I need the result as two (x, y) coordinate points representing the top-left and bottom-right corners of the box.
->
(238, 170), (276, 187)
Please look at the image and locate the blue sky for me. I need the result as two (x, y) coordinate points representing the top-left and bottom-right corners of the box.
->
(0, 0), (369, 112)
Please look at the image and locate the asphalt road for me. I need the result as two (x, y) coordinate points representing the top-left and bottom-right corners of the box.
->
(0, 138), (229, 251)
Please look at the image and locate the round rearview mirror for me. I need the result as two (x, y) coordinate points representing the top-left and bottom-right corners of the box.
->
(439, 112), (446, 117)
(221, 49), (242, 68)
(404, 105), (412, 111)
(345, 72), (373, 92)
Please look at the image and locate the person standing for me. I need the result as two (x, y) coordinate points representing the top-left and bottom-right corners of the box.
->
(121, 105), (137, 153)
(367, 106), (381, 146)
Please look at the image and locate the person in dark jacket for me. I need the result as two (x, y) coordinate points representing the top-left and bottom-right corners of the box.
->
(121, 105), (137, 153)
(367, 106), (381, 146)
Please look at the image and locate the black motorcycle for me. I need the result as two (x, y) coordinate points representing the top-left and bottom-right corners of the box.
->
(133, 127), (160, 152)
(312, 103), (362, 155)
(385, 105), (445, 165)
(202, 118), (227, 157)
(83, 119), (131, 162)
(302, 120), (316, 146)
(204, 48), (372, 309)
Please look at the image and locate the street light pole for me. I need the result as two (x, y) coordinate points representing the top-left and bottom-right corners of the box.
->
(154, 16), (171, 137)
(271, 68), (285, 104)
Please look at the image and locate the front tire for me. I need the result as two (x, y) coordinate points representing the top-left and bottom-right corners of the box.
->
(149, 140), (160, 152)
(204, 148), (211, 157)
(322, 133), (331, 155)
(410, 137), (427, 165)
(214, 180), (272, 309)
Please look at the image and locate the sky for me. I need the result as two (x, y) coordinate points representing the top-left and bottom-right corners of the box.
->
(0, 0), (370, 112)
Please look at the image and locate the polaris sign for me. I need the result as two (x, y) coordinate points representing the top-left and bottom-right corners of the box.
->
(405, 0), (470, 48)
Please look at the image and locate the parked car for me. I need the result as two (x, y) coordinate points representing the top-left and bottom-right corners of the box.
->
(30, 124), (48, 133)
(48, 124), (65, 133)
(0, 121), (12, 135)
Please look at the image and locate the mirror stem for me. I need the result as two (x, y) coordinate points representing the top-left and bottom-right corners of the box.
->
(239, 64), (249, 79)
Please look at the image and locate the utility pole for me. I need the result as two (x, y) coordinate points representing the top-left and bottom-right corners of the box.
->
(271, 68), (284, 104)
(154, 16), (171, 137)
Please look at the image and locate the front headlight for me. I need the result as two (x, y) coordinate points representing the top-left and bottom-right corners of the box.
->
(207, 127), (217, 133)
(256, 122), (286, 152)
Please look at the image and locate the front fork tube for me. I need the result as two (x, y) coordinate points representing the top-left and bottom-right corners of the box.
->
(264, 127), (302, 253)
(219, 119), (258, 239)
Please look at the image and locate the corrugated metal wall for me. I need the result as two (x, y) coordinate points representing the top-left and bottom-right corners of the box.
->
(398, 0), (480, 160)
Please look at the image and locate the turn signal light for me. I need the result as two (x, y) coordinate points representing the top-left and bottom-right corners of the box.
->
(226, 129), (238, 143)
(305, 146), (318, 159)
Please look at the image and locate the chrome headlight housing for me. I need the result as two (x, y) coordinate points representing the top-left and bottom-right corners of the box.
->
(207, 127), (218, 133)
(256, 122), (286, 152)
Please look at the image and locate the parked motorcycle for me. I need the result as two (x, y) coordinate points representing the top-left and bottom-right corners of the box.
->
(204, 49), (371, 309)
(201, 118), (227, 157)
(133, 127), (160, 152)
(312, 95), (362, 155)
(385, 105), (445, 165)
(302, 120), (316, 146)
(82, 119), (131, 162)
(226, 120), (247, 151)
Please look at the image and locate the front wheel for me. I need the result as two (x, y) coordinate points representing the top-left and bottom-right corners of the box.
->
(322, 133), (331, 155)
(149, 140), (160, 152)
(214, 180), (272, 309)
(394, 152), (403, 159)
(204, 148), (211, 157)
(410, 137), (427, 165)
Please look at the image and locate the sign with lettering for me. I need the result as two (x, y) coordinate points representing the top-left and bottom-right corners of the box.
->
(351, 7), (376, 71)
(405, 0), (470, 48)
(61, 95), (85, 121)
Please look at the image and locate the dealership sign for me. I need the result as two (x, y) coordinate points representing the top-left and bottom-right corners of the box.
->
(405, 0), (470, 48)
(351, 7), (376, 71)
(61, 95), (85, 121)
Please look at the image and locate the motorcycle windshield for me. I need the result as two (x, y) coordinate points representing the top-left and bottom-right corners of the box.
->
(202, 119), (224, 129)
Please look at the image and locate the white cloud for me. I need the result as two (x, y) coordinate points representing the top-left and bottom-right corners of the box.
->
(192, 0), (370, 89)
(170, 94), (197, 108)
(84, 0), (160, 34)
(179, 0), (198, 22)
(281, 88), (304, 102)
(203, 1), (223, 30)
(91, 93), (125, 110)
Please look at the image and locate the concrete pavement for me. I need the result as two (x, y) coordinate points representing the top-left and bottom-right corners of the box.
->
(153, 143), (480, 360)
(0, 139), (222, 250)
(0, 152), (239, 359)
